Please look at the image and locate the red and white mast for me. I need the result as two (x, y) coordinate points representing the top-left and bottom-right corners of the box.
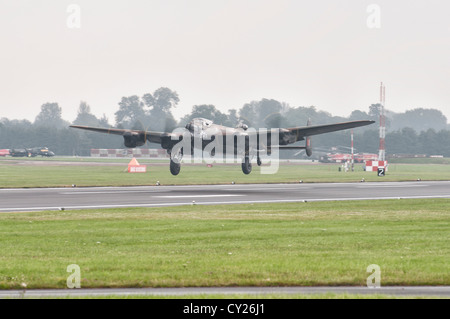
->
(378, 82), (386, 161)
(351, 129), (354, 171)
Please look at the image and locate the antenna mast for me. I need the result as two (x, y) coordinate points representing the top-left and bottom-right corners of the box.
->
(378, 82), (386, 161)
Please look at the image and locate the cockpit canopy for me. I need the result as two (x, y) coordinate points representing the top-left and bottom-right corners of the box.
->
(236, 122), (248, 131)
(185, 118), (213, 132)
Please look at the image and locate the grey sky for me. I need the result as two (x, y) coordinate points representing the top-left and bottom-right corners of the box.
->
(1, 0), (449, 124)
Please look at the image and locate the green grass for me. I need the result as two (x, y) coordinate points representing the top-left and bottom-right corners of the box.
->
(0, 199), (448, 289)
(388, 157), (450, 165)
(0, 157), (449, 188)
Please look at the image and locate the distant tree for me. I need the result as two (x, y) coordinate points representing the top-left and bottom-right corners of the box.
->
(190, 105), (229, 124)
(239, 98), (284, 128)
(178, 106), (240, 128)
(368, 104), (381, 120)
(143, 87), (179, 132)
(31, 126), (58, 149)
(264, 112), (287, 128)
(227, 109), (239, 126)
(144, 87), (180, 113)
(418, 129), (441, 156)
(390, 108), (447, 133)
(71, 103), (119, 154)
(349, 110), (370, 121)
(259, 99), (283, 127)
(98, 114), (111, 127)
(73, 101), (99, 126)
(34, 103), (69, 129)
(0, 119), (31, 149)
(114, 96), (147, 129)
(436, 130), (450, 156)
(386, 127), (419, 154)
(366, 103), (393, 130)
(238, 101), (259, 126)
(354, 129), (379, 153)
(283, 106), (332, 127)
(55, 128), (79, 156)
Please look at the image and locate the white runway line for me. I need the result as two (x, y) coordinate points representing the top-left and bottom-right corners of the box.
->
(59, 190), (163, 195)
(155, 194), (244, 198)
(2, 194), (450, 213)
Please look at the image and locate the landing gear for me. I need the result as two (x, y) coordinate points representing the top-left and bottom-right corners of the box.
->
(168, 147), (183, 176)
(241, 156), (252, 174)
(256, 147), (262, 166)
(170, 159), (181, 175)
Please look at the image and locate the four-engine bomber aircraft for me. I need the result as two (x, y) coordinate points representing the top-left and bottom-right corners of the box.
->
(70, 118), (374, 175)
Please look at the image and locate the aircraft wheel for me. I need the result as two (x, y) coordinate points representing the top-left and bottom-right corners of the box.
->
(241, 157), (252, 174)
(170, 159), (181, 175)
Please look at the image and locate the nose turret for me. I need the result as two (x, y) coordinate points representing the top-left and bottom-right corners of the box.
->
(185, 122), (194, 132)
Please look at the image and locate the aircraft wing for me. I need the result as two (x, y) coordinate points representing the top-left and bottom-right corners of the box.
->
(285, 120), (375, 140)
(69, 125), (169, 144)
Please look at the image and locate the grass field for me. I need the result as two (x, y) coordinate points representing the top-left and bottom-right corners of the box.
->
(0, 199), (448, 289)
(1, 157), (450, 188)
(0, 157), (448, 299)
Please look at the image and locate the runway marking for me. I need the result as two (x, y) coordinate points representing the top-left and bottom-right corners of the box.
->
(356, 185), (428, 188)
(0, 203), (189, 212)
(1, 194), (450, 213)
(59, 190), (162, 195)
(155, 194), (244, 198)
(222, 187), (306, 191)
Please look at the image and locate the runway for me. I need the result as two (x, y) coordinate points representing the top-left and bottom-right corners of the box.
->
(0, 180), (449, 212)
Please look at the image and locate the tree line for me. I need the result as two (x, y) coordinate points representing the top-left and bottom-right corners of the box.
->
(0, 87), (449, 157)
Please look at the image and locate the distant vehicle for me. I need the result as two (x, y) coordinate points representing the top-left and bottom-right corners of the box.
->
(29, 147), (55, 157)
(9, 147), (55, 157)
(319, 153), (351, 163)
(354, 153), (378, 163)
(319, 152), (378, 163)
(0, 149), (10, 157)
(10, 148), (30, 157)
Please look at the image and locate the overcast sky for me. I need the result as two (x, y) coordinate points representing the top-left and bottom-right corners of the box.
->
(1, 0), (449, 124)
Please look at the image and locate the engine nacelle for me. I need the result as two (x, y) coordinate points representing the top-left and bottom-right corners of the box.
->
(123, 132), (146, 148)
(161, 135), (184, 150)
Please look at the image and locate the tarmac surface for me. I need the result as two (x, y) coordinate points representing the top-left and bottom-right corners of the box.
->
(0, 180), (449, 212)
